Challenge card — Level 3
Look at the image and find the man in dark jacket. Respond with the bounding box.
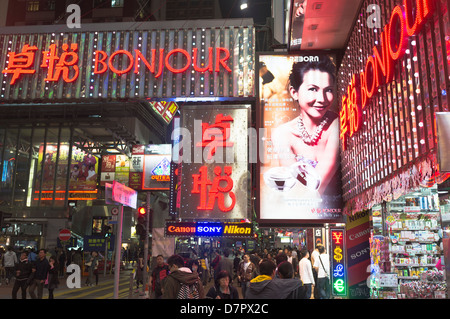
[29,248,50,299]
[12,251,34,299]
[245,259,304,299]
[162,254,205,299]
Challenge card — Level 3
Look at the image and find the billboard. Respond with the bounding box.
[257,52,343,223]
[177,105,249,220]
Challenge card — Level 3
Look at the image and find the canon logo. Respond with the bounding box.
[349,228,371,241]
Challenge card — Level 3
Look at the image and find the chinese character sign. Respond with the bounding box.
[178,106,248,220]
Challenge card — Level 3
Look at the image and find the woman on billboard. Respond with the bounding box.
[270,55,339,197]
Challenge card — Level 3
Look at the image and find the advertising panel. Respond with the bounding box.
[35,144,98,200]
[331,228,347,297]
[165,221,252,238]
[257,53,343,223]
[178,105,249,220]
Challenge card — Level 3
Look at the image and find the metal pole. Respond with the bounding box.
[143,191,151,297]
[113,204,123,299]
[104,237,108,277]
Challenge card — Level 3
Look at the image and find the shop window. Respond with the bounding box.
[111,0,124,8]
[26,1,40,11]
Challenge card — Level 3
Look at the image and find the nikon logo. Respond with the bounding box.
[223,224,251,235]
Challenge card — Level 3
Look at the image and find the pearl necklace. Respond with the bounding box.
[296,115,329,145]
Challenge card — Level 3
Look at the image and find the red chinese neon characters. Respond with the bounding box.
[339,0,435,149]
[196,114,234,160]
[41,43,79,83]
[192,166,236,212]
[2,44,38,85]
[2,44,232,85]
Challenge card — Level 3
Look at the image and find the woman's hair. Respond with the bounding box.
[215,270,232,287]
[288,55,336,90]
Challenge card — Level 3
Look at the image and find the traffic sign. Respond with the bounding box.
[59,229,71,241]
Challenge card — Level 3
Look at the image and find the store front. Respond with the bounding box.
[0,19,255,252]
[338,0,450,299]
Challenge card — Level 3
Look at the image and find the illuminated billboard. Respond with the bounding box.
[257,52,343,223]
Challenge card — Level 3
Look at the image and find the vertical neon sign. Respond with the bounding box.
[331,228,347,297]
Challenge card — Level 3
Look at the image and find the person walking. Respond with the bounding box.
[3,246,17,285]
[12,251,33,299]
[85,251,99,286]
[237,254,257,299]
[46,256,59,299]
[162,254,205,299]
[244,259,304,299]
[216,249,234,280]
[29,249,50,299]
[206,270,239,299]
[299,249,315,299]
[313,245,330,299]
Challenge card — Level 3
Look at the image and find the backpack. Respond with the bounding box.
[177,281,200,299]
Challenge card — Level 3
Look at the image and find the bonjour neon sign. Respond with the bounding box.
[2,45,232,85]
[339,0,435,149]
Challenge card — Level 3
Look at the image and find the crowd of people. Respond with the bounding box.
[0,245,111,299]
[145,244,332,300]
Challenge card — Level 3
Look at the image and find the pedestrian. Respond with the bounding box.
[29,248,50,299]
[233,251,241,280]
[311,243,322,299]
[299,249,315,299]
[135,253,144,293]
[277,261,306,298]
[85,251,99,286]
[244,259,304,299]
[151,255,169,299]
[12,251,33,299]
[210,250,221,279]
[3,246,17,285]
[216,249,233,280]
[57,248,66,278]
[237,254,257,299]
[313,245,330,299]
[162,254,205,299]
[0,247,5,285]
[188,259,203,281]
[46,256,59,299]
[206,270,239,299]
[198,251,210,285]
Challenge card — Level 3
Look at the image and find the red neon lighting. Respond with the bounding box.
[191,165,236,212]
[41,43,79,83]
[1,44,37,84]
[196,114,235,160]
[3,46,232,85]
[339,0,435,148]
[332,231,343,244]
[108,50,134,75]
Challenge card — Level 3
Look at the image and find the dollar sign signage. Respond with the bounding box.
[331,229,347,296]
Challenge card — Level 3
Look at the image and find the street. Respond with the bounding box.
[0,268,139,300]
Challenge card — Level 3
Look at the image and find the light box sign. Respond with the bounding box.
[0,22,255,102]
[331,228,347,297]
[142,144,171,190]
[257,53,343,223]
[165,221,252,238]
[177,105,249,220]
[34,143,98,200]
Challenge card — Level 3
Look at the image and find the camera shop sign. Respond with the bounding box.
[165,222,252,238]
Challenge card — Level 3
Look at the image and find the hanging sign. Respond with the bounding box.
[331,228,347,297]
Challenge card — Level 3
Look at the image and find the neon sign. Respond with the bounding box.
[165,222,252,238]
[331,229,347,296]
[339,0,435,149]
[2,45,232,85]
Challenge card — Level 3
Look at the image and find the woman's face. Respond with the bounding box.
[291,69,334,120]
[219,276,229,287]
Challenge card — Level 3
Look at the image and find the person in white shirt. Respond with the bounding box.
[299,249,314,299]
[313,246,330,299]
